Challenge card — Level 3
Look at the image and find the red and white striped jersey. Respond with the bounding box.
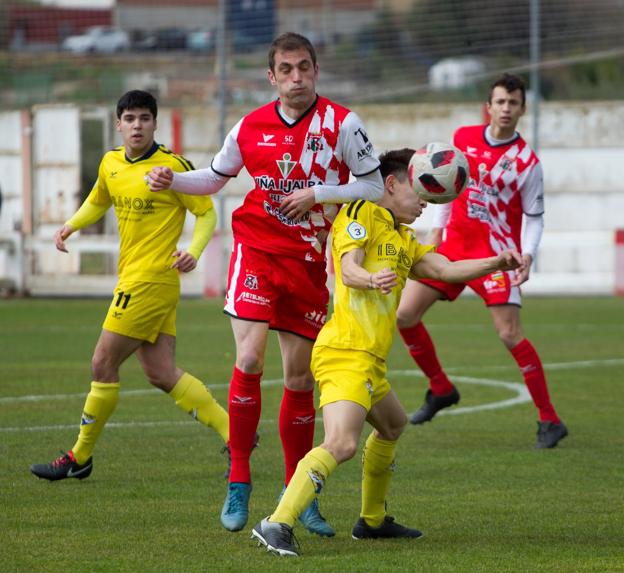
[442,124,544,259]
[212,96,380,262]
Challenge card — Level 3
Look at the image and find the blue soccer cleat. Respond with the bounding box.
[298,497,335,537]
[278,486,335,537]
[221,482,252,532]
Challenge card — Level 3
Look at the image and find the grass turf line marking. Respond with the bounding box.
[1,357,621,432]
[0,373,526,433]
[2,357,622,405]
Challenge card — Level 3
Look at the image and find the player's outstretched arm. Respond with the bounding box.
[147,166,174,191]
[341,248,397,294]
[413,249,524,284]
[279,171,383,222]
[147,166,229,196]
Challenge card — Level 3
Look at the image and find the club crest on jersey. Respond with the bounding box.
[499,155,513,171]
[347,220,367,240]
[305,133,324,153]
[276,153,297,178]
[244,274,258,290]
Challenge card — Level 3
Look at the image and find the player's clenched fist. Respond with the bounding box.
[146,166,174,191]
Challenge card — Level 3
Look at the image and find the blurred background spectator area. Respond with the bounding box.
[0,0,623,298]
[1,0,623,108]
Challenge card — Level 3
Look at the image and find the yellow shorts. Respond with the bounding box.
[102,280,179,343]
[311,346,391,412]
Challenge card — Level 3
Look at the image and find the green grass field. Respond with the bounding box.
[2,296,623,573]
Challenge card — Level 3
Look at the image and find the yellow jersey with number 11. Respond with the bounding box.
[84,142,214,285]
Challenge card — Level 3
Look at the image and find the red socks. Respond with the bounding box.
[401,323,560,423]
[399,322,454,395]
[227,366,262,483]
[510,339,560,423]
[279,387,316,485]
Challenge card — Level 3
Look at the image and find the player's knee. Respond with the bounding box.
[388,415,408,441]
[497,326,523,349]
[144,370,174,392]
[91,352,118,381]
[324,437,358,463]
[236,350,264,373]
[396,306,419,329]
[284,372,314,392]
[377,413,408,442]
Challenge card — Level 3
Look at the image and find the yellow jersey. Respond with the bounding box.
[84,143,214,285]
[315,199,433,360]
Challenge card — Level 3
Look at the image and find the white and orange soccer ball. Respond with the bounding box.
[408,142,469,204]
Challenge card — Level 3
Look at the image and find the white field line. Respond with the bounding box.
[2,357,621,404]
[1,357,621,433]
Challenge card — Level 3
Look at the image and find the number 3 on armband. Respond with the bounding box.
[347,221,367,240]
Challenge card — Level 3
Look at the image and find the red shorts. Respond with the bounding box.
[419,244,521,306]
[224,240,329,340]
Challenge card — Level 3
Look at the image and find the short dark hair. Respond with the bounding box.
[268,32,316,71]
[116,90,157,119]
[379,148,415,183]
[488,73,526,106]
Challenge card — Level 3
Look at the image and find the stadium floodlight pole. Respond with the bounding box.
[217,0,227,146]
[530,0,541,272]
[530,0,540,154]
[216,0,228,292]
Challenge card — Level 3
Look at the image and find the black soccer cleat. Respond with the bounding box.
[222,432,260,480]
[535,420,568,449]
[31,451,93,481]
[251,517,300,557]
[352,515,423,540]
[409,386,460,425]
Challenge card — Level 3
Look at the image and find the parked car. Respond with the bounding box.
[428,57,486,90]
[61,26,130,54]
[187,29,214,53]
[132,28,187,52]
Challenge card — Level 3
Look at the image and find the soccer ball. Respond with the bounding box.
[408,142,469,204]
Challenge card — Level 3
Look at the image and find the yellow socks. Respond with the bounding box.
[270,446,338,527]
[72,381,120,464]
[169,372,229,442]
[361,432,397,527]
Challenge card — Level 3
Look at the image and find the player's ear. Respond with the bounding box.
[385,174,397,193]
[267,68,277,86]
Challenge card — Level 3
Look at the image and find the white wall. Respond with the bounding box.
[1,101,622,296]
